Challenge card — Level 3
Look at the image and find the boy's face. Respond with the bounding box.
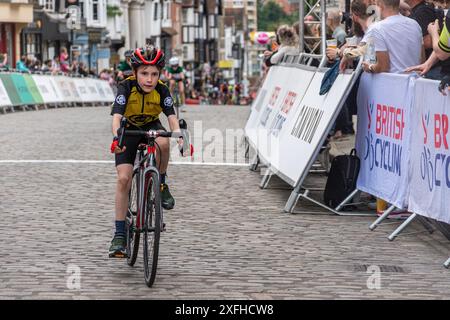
[134,65,160,93]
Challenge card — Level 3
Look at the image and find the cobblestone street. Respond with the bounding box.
[1,105,450,299]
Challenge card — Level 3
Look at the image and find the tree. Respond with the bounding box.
[257,0,300,32]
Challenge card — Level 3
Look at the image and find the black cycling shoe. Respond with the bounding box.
[108,235,127,258]
[161,183,175,210]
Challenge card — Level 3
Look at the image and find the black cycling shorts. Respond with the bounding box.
[115,119,166,167]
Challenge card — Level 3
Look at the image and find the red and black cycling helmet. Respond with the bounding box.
[130,45,165,70]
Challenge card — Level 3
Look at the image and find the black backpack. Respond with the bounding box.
[323,148,360,209]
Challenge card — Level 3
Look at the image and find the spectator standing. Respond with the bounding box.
[51,55,60,74]
[406,0,437,58]
[0,53,8,69]
[59,47,70,73]
[267,25,300,66]
[361,0,423,74]
[327,9,347,47]
[16,55,30,72]
[41,60,52,72]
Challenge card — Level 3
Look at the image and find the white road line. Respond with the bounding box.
[0,160,249,167]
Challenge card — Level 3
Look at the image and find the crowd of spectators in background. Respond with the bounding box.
[0,46,103,79]
[261,0,450,138]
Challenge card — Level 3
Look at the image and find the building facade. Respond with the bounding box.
[18,0,110,73]
[181,0,221,89]
[0,0,34,67]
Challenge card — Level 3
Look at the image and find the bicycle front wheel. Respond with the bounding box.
[143,171,161,287]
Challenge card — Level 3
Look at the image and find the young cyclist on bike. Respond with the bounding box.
[109,45,183,258]
[165,56,186,106]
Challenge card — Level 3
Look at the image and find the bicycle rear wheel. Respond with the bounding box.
[126,171,140,266]
[143,171,161,287]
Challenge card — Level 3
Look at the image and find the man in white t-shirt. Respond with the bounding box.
[362,0,423,74]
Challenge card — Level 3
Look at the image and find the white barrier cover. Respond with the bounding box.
[274,70,353,184]
[95,80,107,100]
[355,73,414,209]
[86,78,101,102]
[53,76,76,102]
[245,66,315,183]
[0,79,12,107]
[73,78,91,102]
[244,67,285,135]
[67,78,82,102]
[99,80,115,102]
[47,77,65,103]
[32,75,60,103]
[408,78,450,224]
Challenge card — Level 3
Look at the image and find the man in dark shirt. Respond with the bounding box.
[406,0,450,79]
[406,0,436,59]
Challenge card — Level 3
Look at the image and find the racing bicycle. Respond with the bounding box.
[118,117,189,287]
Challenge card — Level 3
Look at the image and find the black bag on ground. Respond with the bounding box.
[323,148,360,209]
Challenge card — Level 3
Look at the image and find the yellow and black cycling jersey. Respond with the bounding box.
[438,11,450,54]
[111,76,176,127]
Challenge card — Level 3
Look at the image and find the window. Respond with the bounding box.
[92,0,99,21]
[164,2,170,20]
[79,0,85,19]
[182,9,188,24]
[183,46,188,60]
[154,3,159,21]
[209,15,216,28]
[21,32,42,60]
[44,0,55,11]
[183,27,188,43]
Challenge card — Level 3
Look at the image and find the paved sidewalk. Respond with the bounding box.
[0,105,450,299]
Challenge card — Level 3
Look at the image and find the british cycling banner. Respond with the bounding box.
[408,78,450,224]
[355,73,414,209]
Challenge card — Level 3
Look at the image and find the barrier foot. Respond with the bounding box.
[284,187,301,213]
[335,189,360,211]
[388,213,417,241]
[244,139,250,161]
[259,168,273,189]
[444,258,450,269]
[284,188,376,216]
[369,205,396,231]
[249,155,260,172]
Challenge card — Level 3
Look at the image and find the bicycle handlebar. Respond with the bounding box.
[122,130,177,139]
[117,117,193,157]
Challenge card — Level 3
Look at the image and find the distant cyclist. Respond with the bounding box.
[165,56,186,106]
[109,45,183,258]
[116,49,134,81]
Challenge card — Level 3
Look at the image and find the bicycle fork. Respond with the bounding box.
[136,154,165,233]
